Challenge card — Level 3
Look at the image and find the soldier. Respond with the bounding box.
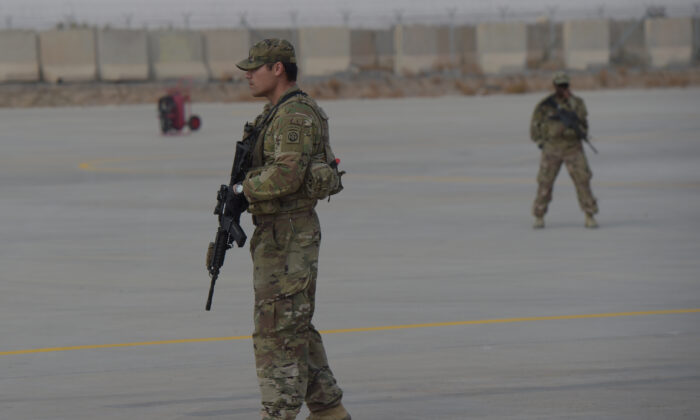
[530,72,598,229]
[232,39,350,420]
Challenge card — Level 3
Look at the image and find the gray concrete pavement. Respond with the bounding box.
[1,88,699,419]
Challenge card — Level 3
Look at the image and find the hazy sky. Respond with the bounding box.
[2,0,698,29]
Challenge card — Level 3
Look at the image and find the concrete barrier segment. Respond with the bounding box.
[0,30,40,82]
[645,17,693,67]
[350,30,376,70]
[527,21,563,69]
[39,29,97,83]
[476,22,527,74]
[248,29,299,48]
[609,19,647,66]
[563,20,610,70]
[97,29,149,82]
[203,29,249,81]
[149,30,209,81]
[394,25,441,75]
[298,27,351,77]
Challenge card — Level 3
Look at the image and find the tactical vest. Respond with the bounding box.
[249,91,343,215]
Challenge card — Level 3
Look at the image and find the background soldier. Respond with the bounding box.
[530,72,599,229]
[232,39,350,420]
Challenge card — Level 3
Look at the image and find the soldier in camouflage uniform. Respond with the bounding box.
[530,72,599,229]
[232,39,350,420]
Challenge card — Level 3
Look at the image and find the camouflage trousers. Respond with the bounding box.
[533,143,598,217]
[250,209,344,420]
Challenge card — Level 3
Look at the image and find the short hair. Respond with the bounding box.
[283,62,298,82]
[266,62,298,82]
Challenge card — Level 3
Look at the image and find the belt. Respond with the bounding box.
[252,208,314,226]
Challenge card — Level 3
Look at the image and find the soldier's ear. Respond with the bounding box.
[273,62,285,77]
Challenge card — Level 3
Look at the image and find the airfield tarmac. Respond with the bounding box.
[1,88,699,419]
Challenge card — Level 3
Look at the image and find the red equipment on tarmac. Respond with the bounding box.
[158,88,201,134]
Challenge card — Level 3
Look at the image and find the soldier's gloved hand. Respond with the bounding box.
[206,242,215,269]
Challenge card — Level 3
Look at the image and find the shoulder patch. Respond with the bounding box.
[274,113,314,149]
[288,117,307,126]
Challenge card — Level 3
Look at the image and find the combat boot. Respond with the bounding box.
[306,403,351,420]
[585,213,598,229]
[533,217,545,229]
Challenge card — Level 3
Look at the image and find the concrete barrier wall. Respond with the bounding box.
[97,29,148,81]
[455,26,477,72]
[527,21,563,69]
[395,25,440,75]
[203,29,249,81]
[435,26,460,70]
[349,29,395,71]
[695,18,700,62]
[351,30,378,70]
[0,30,39,82]
[375,29,395,71]
[149,30,209,81]
[3,19,700,85]
[476,22,527,74]
[563,20,609,70]
[249,29,299,48]
[645,17,693,67]
[39,29,97,83]
[298,27,350,77]
[610,20,647,66]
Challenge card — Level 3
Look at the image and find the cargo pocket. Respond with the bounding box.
[257,362,302,406]
[253,218,315,301]
[282,218,320,297]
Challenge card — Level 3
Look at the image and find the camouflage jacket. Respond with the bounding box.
[242,86,326,215]
[530,93,588,148]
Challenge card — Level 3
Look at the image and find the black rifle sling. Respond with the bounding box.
[258,90,308,132]
[543,94,597,153]
[545,95,583,139]
[229,90,308,186]
[246,90,308,178]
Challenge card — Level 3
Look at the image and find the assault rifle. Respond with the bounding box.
[205,123,255,311]
[544,96,598,154]
[205,90,304,310]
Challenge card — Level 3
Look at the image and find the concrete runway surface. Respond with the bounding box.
[1,88,699,419]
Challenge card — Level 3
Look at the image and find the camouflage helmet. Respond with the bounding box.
[236,38,296,71]
[552,71,570,86]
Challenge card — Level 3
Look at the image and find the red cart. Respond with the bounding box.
[158,88,201,134]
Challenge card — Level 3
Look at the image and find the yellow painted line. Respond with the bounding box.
[2,309,698,357]
[77,154,195,173]
[320,309,700,334]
